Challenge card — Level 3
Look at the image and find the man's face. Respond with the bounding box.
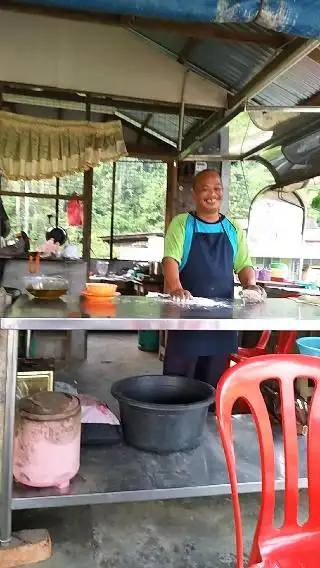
[192,171,223,214]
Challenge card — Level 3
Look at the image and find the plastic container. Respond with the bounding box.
[138,330,159,352]
[85,282,117,296]
[23,275,68,300]
[111,375,213,453]
[259,268,271,282]
[13,392,81,489]
[296,337,320,357]
[271,263,289,280]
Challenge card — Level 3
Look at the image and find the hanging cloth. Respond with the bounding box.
[66,193,84,227]
[0,111,127,181]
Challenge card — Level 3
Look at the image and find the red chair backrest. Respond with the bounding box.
[256,330,272,350]
[275,331,297,354]
[216,354,320,568]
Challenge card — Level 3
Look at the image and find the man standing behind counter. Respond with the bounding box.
[162,169,264,388]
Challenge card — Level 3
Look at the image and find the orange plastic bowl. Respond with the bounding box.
[85,283,118,296]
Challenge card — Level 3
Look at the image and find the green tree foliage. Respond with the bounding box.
[2,154,319,258]
[229,161,274,220]
[1,159,167,257]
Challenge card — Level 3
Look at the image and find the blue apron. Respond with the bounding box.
[167,214,238,357]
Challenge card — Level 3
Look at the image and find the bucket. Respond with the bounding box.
[138,331,159,352]
[111,375,214,453]
[271,263,288,280]
[296,337,320,357]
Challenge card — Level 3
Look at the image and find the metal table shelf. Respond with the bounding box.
[11,416,307,511]
[0,296,317,544]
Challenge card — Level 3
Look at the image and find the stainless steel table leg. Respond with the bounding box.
[26,330,31,358]
[0,329,18,545]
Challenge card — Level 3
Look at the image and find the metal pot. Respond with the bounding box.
[46,215,67,246]
[149,261,163,277]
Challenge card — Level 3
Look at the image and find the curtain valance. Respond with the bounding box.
[0,111,127,180]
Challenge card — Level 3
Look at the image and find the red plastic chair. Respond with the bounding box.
[230,331,271,363]
[230,331,297,364]
[216,354,320,568]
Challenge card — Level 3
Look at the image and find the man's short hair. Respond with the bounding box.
[192,168,220,190]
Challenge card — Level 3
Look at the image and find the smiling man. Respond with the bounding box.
[162,168,263,388]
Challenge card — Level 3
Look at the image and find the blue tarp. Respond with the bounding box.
[258,0,320,38]
[16,0,320,37]
[15,1,258,23]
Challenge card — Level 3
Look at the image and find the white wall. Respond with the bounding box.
[116,236,164,261]
[0,10,226,108]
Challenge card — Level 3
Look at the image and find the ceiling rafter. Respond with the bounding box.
[0,1,288,47]
[1,82,214,118]
[114,111,177,148]
[137,112,153,145]
[308,48,320,65]
[177,39,199,64]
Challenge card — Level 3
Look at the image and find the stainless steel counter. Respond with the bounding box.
[1,295,320,331]
[0,294,315,545]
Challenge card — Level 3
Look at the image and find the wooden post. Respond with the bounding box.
[109,162,116,260]
[165,160,178,230]
[82,101,93,264]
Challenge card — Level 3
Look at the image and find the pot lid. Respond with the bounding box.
[18,392,80,421]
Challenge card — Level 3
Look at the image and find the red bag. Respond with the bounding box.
[66,193,83,226]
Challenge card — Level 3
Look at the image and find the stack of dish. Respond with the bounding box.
[81,283,119,302]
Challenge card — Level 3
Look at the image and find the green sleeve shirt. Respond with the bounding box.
[164,213,252,274]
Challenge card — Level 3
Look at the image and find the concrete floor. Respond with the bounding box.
[15,333,307,568]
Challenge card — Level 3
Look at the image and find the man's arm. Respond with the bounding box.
[162,214,191,299]
[163,257,192,299]
[238,266,256,287]
[233,222,265,301]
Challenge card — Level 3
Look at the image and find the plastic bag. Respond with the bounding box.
[78,395,120,425]
[66,194,83,226]
[261,380,309,436]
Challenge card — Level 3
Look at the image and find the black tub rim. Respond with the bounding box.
[111,374,214,412]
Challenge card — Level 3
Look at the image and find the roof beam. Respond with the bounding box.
[177,39,199,64]
[180,37,320,159]
[125,145,177,160]
[115,111,177,147]
[137,112,153,144]
[299,90,320,107]
[1,82,214,117]
[1,2,287,47]
[309,48,320,65]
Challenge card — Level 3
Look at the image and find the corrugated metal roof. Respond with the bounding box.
[136,26,276,93]
[188,39,274,92]
[257,57,320,106]
[134,26,320,107]
[3,4,320,164]
[119,109,201,143]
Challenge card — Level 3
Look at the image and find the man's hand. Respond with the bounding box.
[241,284,266,304]
[170,288,192,300]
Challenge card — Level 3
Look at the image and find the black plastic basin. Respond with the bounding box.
[111,375,214,453]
